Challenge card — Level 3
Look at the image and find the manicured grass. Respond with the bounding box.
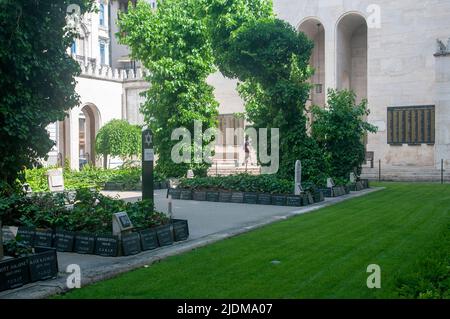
[58,183,450,299]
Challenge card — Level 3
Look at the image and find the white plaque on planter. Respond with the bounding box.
[144,149,154,162]
[112,212,134,239]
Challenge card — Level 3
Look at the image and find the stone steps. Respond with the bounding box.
[361,167,449,182]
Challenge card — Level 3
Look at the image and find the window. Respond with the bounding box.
[387,105,435,145]
[99,3,105,26]
[99,42,106,65]
[71,41,76,54]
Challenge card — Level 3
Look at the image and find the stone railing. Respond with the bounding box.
[75,57,148,81]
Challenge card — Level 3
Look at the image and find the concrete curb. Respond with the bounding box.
[0,187,384,299]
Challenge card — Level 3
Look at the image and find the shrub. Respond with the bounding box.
[312,90,377,182]
[95,119,142,168]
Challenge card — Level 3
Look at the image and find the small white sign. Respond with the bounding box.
[144,149,154,161]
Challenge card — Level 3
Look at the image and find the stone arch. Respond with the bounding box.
[298,17,326,107]
[80,103,101,167]
[335,12,368,103]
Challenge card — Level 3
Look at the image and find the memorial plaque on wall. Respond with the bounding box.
[29,248,58,282]
[180,190,192,200]
[257,193,272,205]
[0,257,30,292]
[74,233,96,254]
[139,229,159,251]
[206,192,219,202]
[121,233,141,256]
[54,231,75,252]
[230,192,244,204]
[156,224,173,247]
[193,191,207,201]
[243,193,258,204]
[286,195,301,207]
[94,235,119,257]
[271,195,286,206]
[34,230,53,248]
[172,219,189,241]
[16,227,36,246]
[219,192,232,202]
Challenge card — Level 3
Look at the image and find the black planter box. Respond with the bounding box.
[16,227,35,247]
[54,231,75,252]
[180,189,193,200]
[301,193,310,206]
[172,219,189,242]
[271,195,286,206]
[243,193,258,204]
[286,195,301,207]
[34,230,53,248]
[230,192,244,204]
[0,256,30,292]
[320,188,332,198]
[121,233,141,256]
[29,247,58,282]
[94,235,119,257]
[314,191,325,203]
[139,228,159,251]
[193,191,207,201]
[156,224,174,247]
[168,188,181,199]
[219,192,232,203]
[74,233,96,255]
[257,193,272,205]
[206,191,219,202]
[104,182,123,191]
[361,179,369,189]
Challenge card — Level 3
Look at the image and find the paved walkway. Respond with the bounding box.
[0,188,383,299]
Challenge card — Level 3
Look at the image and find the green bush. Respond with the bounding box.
[0,189,169,235]
[312,90,377,182]
[95,119,142,168]
[178,174,294,194]
[23,166,167,192]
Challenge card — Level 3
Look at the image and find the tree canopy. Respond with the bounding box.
[0,0,94,187]
[95,119,142,168]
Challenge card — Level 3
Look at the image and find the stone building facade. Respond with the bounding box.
[48,0,450,180]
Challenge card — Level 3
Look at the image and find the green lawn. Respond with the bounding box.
[58,183,450,299]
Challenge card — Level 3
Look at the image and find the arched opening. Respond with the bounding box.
[79,104,101,168]
[336,13,368,103]
[298,18,326,107]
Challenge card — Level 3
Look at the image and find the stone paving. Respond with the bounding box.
[0,188,383,299]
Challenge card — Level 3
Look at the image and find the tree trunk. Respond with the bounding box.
[103,154,108,169]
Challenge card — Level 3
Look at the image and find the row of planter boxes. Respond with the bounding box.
[13,219,189,258]
[167,189,325,207]
[319,180,370,198]
[103,180,169,191]
[0,247,58,292]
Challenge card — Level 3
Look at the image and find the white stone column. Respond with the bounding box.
[324,21,336,101]
[434,54,450,168]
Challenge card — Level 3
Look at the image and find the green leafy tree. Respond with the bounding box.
[118,0,218,177]
[0,0,94,186]
[204,0,273,77]
[312,89,377,181]
[95,119,141,168]
[224,19,327,183]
